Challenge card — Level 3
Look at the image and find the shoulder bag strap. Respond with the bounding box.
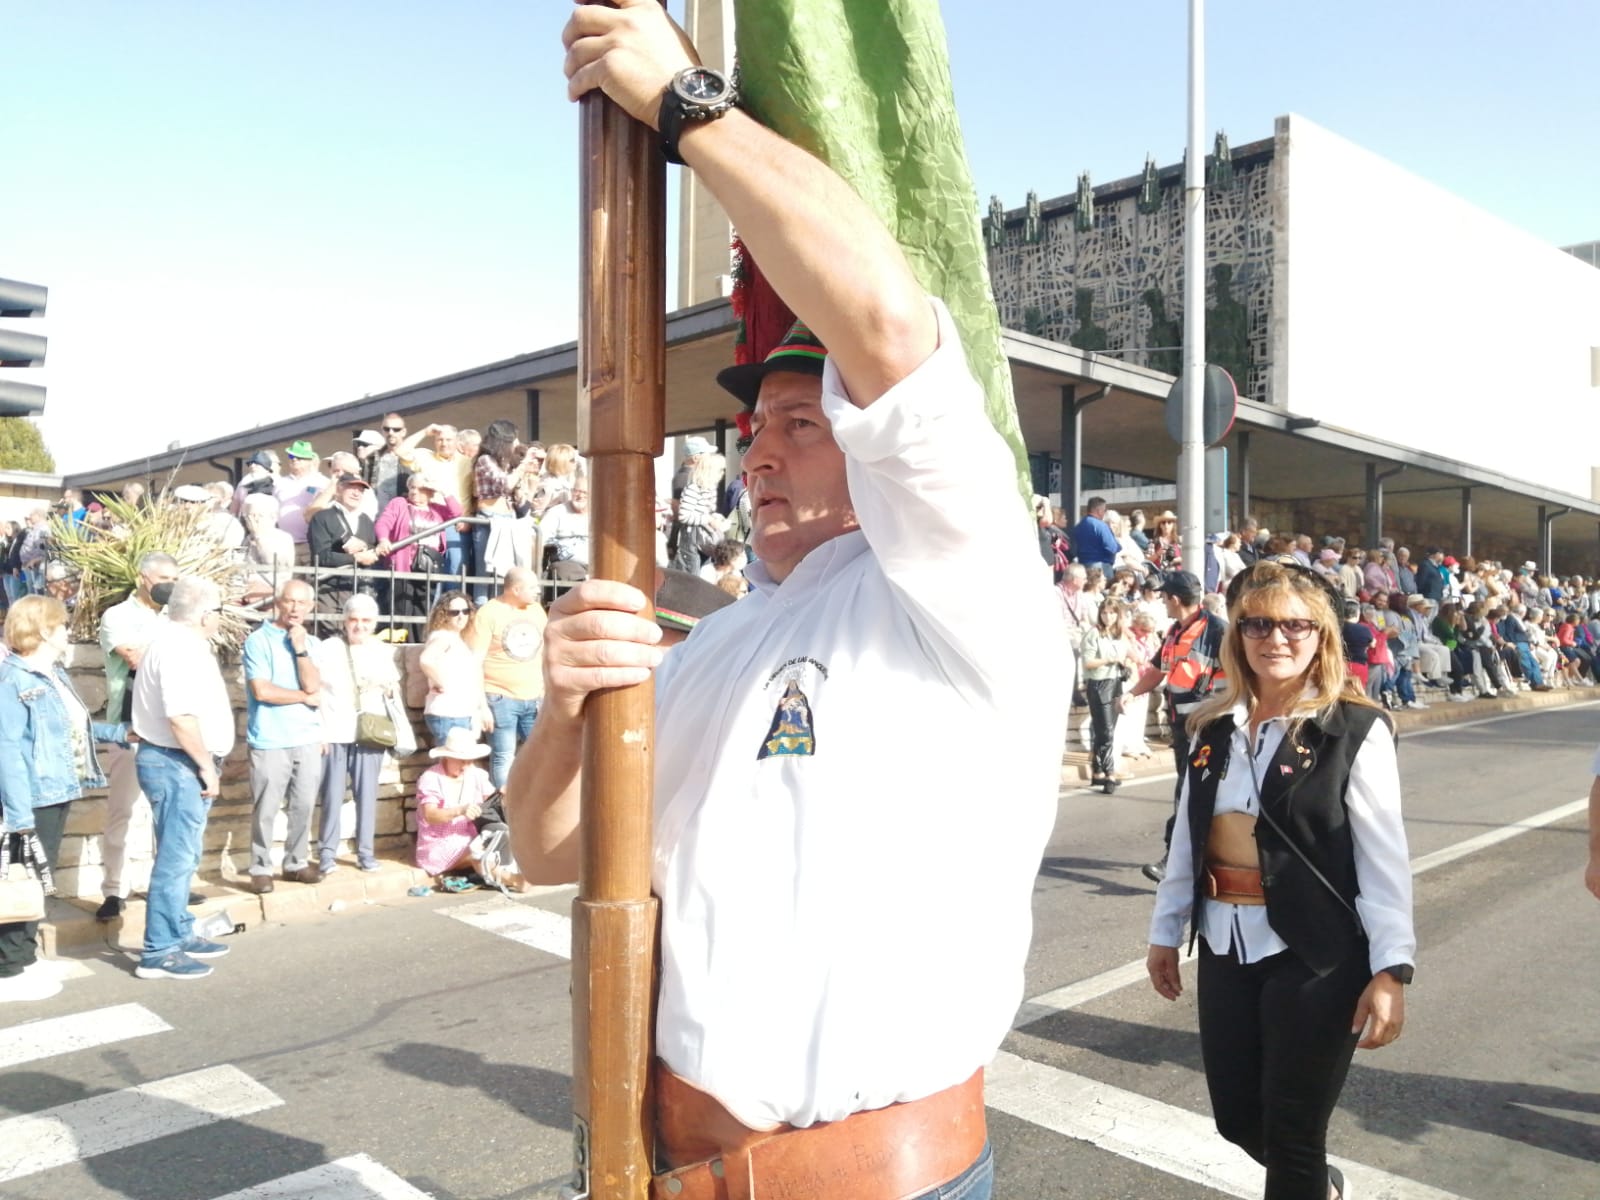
[1252,802,1360,922]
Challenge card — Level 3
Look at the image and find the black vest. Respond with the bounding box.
[1184,701,1392,975]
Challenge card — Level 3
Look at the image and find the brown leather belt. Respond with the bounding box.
[651,1063,986,1200]
[1205,862,1266,905]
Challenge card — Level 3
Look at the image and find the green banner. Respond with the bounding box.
[733,0,1031,500]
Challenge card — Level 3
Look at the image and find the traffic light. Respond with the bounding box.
[0,277,47,416]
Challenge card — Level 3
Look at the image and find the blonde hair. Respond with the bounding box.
[689,451,726,491]
[5,594,67,655]
[1188,561,1375,736]
[544,443,578,479]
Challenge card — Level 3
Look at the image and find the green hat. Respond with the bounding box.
[715,319,828,408]
[285,439,317,460]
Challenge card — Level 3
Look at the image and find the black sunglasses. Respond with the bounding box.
[382,425,405,432]
[1224,553,1345,616]
[1238,616,1318,641]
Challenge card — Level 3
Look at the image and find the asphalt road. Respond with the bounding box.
[3,703,1597,1200]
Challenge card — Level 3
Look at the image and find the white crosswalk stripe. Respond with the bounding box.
[440,895,573,959]
[0,1002,171,1068]
[986,1051,1468,1200]
[207,1154,435,1199]
[0,1064,283,1183]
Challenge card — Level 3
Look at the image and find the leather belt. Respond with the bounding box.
[651,1064,986,1200]
[1205,862,1266,905]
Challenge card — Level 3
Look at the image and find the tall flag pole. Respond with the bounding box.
[730,0,1033,502]
[572,1,665,1196]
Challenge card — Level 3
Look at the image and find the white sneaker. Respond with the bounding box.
[0,966,64,1003]
[1405,700,1429,709]
[1448,693,1472,703]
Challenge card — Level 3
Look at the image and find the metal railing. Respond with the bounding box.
[236,516,580,637]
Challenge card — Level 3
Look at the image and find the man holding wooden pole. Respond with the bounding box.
[506,3,1070,1197]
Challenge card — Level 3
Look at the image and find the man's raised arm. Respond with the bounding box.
[561,0,935,407]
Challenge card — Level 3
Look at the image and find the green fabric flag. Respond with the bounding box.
[732,0,1031,501]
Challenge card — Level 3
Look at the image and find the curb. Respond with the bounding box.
[39,858,512,956]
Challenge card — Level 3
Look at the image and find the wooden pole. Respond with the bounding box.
[571,3,666,1196]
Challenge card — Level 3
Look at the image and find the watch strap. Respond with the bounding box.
[658,88,690,167]
[1379,963,1414,985]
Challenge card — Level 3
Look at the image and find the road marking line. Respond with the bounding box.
[0,1002,171,1068]
[986,1050,1469,1200]
[1018,793,1591,1026]
[1409,797,1587,875]
[441,900,572,960]
[0,1064,283,1183]
[1014,960,1150,1027]
[208,1154,435,1199]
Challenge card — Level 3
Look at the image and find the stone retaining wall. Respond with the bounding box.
[54,641,435,899]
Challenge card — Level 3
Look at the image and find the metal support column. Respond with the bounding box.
[1541,506,1572,574]
[1366,463,1406,547]
[1236,431,1251,527]
[1060,386,1081,522]
[525,388,541,440]
[1460,488,1473,559]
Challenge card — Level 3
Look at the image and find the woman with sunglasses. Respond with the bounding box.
[418,590,493,746]
[1147,558,1414,1200]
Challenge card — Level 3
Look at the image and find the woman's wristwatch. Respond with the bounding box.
[1378,963,1414,985]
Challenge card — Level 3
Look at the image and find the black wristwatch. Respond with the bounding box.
[658,66,738,165]
[1379,963,1414,985]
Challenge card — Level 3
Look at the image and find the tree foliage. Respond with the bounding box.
[0,418,56,473]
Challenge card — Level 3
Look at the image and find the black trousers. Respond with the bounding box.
[1162,715,1189,851]
[1197,939,1369,1200]
[1085,677,1121,780]
[0,800,72,978]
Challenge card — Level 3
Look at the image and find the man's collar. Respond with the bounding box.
[746,530,869,597]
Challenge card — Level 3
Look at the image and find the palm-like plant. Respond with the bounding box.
[51,495,253,650]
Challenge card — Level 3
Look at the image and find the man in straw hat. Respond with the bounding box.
[503,7,1070,1197]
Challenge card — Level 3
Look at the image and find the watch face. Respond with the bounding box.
[674,67,727,105]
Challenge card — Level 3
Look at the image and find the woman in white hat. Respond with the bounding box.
[414,727,504,882]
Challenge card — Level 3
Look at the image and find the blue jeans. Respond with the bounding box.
[486,694,539,788]
[425,714,472,746]
[136,743,211,963]
[912,1144,992,1200]
[1394,662,1416,704]
[1516,643,1544,686]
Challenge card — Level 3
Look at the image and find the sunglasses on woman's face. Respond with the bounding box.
[1238,616,1318,641]
[446,606,471,616]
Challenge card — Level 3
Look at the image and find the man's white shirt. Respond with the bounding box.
[651,300,1069,1129]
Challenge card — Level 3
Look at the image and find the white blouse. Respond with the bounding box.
[1149,705,1416,975]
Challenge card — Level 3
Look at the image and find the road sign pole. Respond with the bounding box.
[1178,0,1207,575]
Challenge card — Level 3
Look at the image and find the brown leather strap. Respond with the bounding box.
[651,1066,986,1200]
[1205,863,1266,905]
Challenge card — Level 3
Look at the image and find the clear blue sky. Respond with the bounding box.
[5,1,1594,474]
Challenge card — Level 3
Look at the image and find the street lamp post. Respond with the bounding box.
[1178,0,1207,575]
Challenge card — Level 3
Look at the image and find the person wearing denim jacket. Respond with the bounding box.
[0,595,129,1003]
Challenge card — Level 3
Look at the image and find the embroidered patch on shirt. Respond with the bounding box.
[757,657,827,760]
[758,678,816,758]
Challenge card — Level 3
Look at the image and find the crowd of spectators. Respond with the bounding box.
[1041,496,1600,781]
